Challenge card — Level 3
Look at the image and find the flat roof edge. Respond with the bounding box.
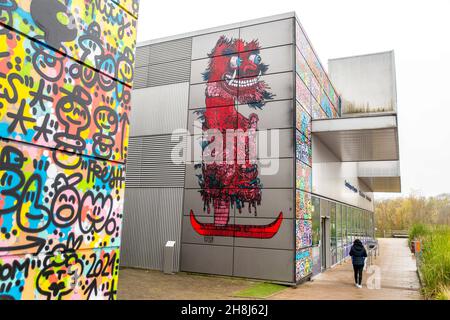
[138,12,296,47]
[328,50,395,62]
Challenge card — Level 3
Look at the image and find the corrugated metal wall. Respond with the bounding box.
[121,38,192,271]
[121,188,184,270]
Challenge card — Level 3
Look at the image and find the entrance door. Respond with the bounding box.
[321,217,327,271]
[320,199,332,271]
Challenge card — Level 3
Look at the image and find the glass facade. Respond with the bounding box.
[311,196,375,271]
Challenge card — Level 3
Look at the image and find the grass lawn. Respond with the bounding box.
[233,283,288,299]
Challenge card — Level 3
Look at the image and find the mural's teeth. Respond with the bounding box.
[228,70,237,85]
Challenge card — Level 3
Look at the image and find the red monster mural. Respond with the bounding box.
[190,36,283,239]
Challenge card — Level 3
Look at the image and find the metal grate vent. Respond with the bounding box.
[148,60,191,87]
[125,135,187,188]
[149,38,192,65]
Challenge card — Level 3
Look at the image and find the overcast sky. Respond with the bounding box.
[136,0,450,198]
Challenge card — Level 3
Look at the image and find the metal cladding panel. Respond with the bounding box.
[251,189,294,219]
[258,158,294,189]
[183,189,236,218]
[257,129,294,159]
[185,121,294,159]
[240,18,294,49]
[190,58,212,84]
[130,84,189,136]
[148,59,191,87]
[182,216,235,246]
[125,136,144,188]
[234,218,295,250]
[190,45,294,85]
[189,72,293,109]
[125,135,187,188]
[238,72,294,104]
[233,247,294,283]
[149,38,193,65]
[184,159,294,189]
[135,45,151,67]
[328,51,397,114]
[187,110,207,134]
[121,188,183,271]
[238,100,294,130]
[181,244,234,276]
[134,66,150,89]
[189,82,228,109]
[191,29,240,60]
[184,189,293,219]
[140,135,186,188]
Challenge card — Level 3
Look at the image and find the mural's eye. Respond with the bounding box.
[249,54,262,65]
[229,56,242,69]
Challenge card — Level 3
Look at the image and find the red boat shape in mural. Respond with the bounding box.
[190,210,283,239]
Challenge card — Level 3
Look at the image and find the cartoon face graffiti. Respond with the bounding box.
[56,87,91,136]
[203,37,272,108]
[31,40,65,82]
[51,174,82,228]
[0,0,17,33]
[79,22,104,66]
[36,253,84,300]
[92,106,119,159]
[94,106,119,135]
[0,146,26,215]
[98,56,117,91]
[80,191,115,235]
[117,47,135,84]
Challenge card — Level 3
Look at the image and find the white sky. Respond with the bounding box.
[136,0,450,198]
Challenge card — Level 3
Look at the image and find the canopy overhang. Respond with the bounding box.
[358,161,401,193]
[312,113,399,162]
[312,113,401,193]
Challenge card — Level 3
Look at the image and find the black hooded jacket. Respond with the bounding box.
[349,239,367,266]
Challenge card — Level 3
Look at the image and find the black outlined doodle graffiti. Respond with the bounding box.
[0,145,26,216]
[51,173,83,229]
[93,106,118,159]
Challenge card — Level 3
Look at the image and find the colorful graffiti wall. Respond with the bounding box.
[294,19,340,282]
[0,0,139,300]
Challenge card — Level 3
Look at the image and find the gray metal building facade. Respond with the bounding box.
[121,12,401,285]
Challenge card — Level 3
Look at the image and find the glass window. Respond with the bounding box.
[336,204,342,249]
[330,202,336,243]
[342,206,347,246]
[347,207,352,243]
[311,197,320,246]
[330,202,337,265]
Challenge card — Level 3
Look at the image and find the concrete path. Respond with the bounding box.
[118,238,422,300]
[118,268,256,300]
[271,238,422,300]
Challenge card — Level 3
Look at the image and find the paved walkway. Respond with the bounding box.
[118,268,256,300]
[118,238,422,300]
[271,238,422,300]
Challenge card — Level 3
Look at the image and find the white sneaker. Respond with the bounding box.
[357,284,363,289]
[355,283,359,288]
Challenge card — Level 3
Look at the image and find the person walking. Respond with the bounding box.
[349,239,367,288]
